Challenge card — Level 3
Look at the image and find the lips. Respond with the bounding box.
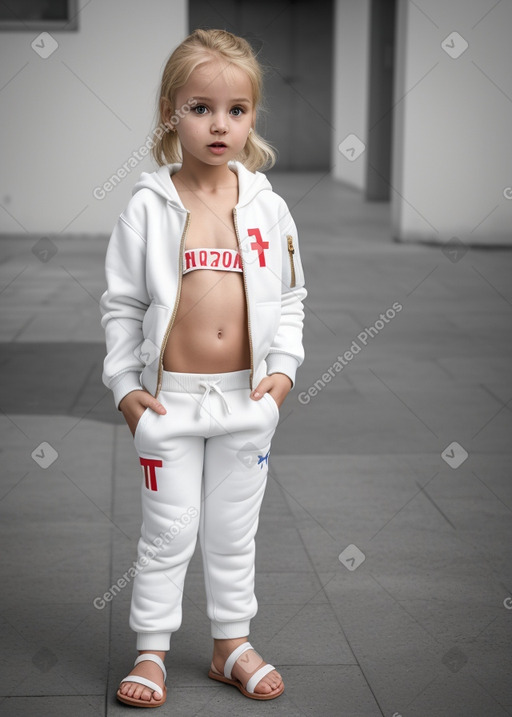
[208,141,228,155]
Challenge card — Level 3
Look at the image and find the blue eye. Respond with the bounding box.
[231,107,244,116]
[194,105,208,115]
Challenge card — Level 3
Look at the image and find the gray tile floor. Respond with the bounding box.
[1,172,511,716]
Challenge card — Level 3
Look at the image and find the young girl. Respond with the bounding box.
[100,28,306,708]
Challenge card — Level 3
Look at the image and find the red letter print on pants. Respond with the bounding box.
[248,228,269,267]
[139,457,162,491]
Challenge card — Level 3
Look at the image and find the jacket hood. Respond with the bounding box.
[132,160,272,210]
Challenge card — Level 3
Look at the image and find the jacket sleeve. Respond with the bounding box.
[99,214,150,409]
[265,202,307,387]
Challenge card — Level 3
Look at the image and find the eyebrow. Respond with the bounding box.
[192,96,252,104]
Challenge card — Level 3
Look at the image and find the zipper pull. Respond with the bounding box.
[287,235,296,288]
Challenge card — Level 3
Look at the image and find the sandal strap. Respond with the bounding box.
[224,641,253,679]
[134,653,167,681]
[246,663,276,694]
[119,675,163,698]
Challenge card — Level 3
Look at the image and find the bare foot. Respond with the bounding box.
[118,650,166,703]
[212,637,283,696]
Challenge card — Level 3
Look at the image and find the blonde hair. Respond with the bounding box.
[151,29,276,172]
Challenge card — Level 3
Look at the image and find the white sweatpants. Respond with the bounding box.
[130,369,280,651]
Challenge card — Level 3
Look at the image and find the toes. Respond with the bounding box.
[119,681,159,702]
[139,687,149,701]
[254,670,283,694]
[133,684,145,700]
[144,687,157,701]
[123,682,136,698]
[255,680,272,694]
[137,685,157,702]
[125,682,136,698]
[125,683,137,698]
[271,670,282,686]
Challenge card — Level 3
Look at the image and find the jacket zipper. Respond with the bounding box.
[233,207,254,387]
[154,211,191,397]
[287,235,296,288]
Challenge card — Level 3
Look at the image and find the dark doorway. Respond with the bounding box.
[189,0,334,170]
[366,0,396,200]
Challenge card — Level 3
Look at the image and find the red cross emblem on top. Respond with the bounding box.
[247,228,269,267]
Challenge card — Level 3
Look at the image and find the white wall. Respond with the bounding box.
[392,0,512,245]
[331,0,371,190]
[0,0,187,234]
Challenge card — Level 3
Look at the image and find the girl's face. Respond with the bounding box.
[167,59,255,168]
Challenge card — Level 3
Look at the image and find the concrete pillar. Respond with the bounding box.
[331,0,371,191]
[391,0,512,245]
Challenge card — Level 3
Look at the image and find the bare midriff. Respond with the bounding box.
[162,268,251,373]
[163,170,251,374]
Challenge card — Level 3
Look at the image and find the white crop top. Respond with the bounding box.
[183,247,243,275]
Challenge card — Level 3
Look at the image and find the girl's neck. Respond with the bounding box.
[173,154,236,194]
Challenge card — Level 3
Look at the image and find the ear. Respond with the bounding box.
[161,97,174,128]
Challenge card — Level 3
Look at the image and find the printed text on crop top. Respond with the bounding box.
[183,247,243,275]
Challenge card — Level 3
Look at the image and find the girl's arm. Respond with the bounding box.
[252,207,307,406]
[266,209,307,385]
[100,215,150,409]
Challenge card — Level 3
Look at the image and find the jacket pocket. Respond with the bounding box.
[263,391,280,421]
[139,303,172,368]
[133,406,150,444]
[254,301,280,355]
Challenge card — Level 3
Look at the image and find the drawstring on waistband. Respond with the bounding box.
[197,379,232,418]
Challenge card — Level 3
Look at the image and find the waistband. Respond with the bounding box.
[160,369,251,393]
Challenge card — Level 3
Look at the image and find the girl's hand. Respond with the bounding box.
[250,373,292,409]
[119,390,167,437]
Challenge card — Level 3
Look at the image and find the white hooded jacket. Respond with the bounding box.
[99,161,306,409]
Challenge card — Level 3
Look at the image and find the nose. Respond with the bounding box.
[211,114,228,134]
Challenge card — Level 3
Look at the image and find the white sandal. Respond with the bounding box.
[208,641,284,700]
[116,653,167,708]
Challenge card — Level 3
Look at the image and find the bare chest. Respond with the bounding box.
[181,191,238,251]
